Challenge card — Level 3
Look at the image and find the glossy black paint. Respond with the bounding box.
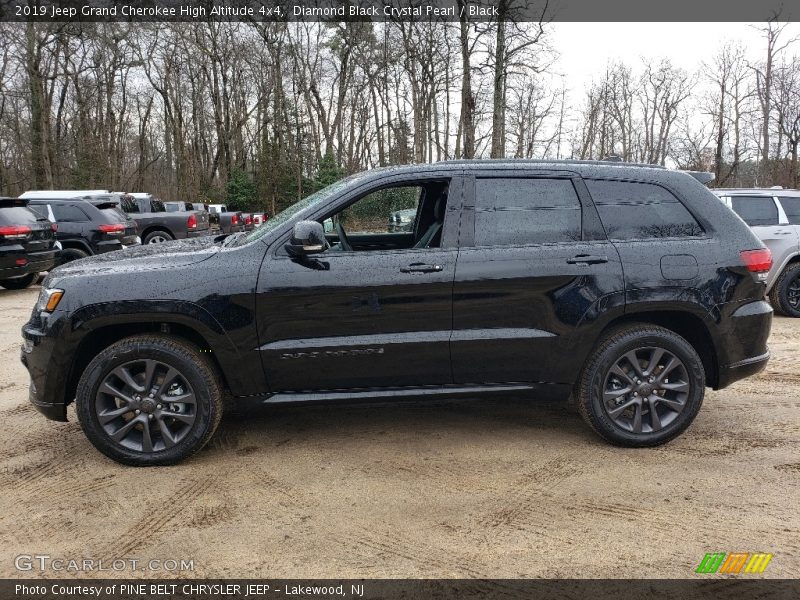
[21,160,772,423]
[0,199,59,278]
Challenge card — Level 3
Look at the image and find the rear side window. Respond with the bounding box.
[586,180,703,240]
[730,196,779,227]
[50,203,89,222]
[100,207,129,223]
[777,196,800,225]
[474,178,581,246]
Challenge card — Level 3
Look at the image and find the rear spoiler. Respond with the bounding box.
[0,197,29,207]
[682,171,715,185]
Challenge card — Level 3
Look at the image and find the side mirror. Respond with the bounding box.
[285,220,329,258]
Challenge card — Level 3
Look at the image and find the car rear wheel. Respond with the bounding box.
[144,230,174,244]
[76,335,223,466]
[0,272,38,289]
[768,262,800,318]
[576,324,705,447]
[61,247,89,264]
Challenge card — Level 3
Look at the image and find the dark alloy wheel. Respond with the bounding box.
[576,324,705,447]
[76,335,223,466]
[602,347,689,434]
[770,263,800,318]
[95,359,198,453]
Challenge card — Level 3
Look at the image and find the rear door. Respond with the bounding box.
[451,171,625,385]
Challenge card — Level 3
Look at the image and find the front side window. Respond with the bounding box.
[730,196,779,227]
[474,177,581,246]
[586,179,703,240]
[333,185,421,235]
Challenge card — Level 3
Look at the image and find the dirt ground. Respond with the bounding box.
[0,284,798,579]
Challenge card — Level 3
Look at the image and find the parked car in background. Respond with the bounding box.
[20,190,110,199]
[251,213,269,226]
[27,197,139,263]
[208,204,244,234]
[164,201,193,212]
[119,194,210,244]
[714,188,800,317]
[241,213,255,232]
[0,197,59,289]
[388,208,417,233]
[22,160,772,465]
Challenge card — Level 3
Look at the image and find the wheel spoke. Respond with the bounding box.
[155,416,177,448]
[603,387,632,402]
[661,380,690,393]
[98,405,133,424]
[606,398,637,420]
[159,410,195,425]
[111,415,141,442]
[158,367,181,394]
[112,366,144,393]
[631,402,643,433]
[610,364,634,385]
[100,382,134,404]
[655,396,685,412]
[624,351,645,378]
[141,418,154,453]
[644,348,665,376]
[162,392,196,405]
[142,360,158,392]
[656,357,681,382]
[648,401,662,430]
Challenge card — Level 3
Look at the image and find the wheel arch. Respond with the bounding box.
[598,309,719,389]
[59,239,93,254]
[64,309,238,408]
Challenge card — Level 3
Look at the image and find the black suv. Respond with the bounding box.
[0,198,59,289]
[21,161,772,466]
[27,198,139,263]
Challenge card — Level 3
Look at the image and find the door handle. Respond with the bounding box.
[401,263,443,273]
[566,254,609,265]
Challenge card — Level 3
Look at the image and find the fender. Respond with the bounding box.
[68,299,264,397]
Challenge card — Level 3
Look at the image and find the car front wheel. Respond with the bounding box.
[576,324,705,447]
[76,335,223,466]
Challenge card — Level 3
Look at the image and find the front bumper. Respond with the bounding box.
[21,312,70,421]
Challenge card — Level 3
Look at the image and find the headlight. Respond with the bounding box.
[36,288,64,313]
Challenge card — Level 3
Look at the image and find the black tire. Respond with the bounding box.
[0,273,38,289]
[143,230,174,244]
[76,335,223,466]
[576,324,705,447]
[768,262,800,318]
[61,247,90,264]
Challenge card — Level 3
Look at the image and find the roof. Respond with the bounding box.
[713,188,800,196]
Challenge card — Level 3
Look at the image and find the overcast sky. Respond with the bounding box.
[552,22,800,94]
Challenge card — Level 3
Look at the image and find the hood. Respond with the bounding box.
[48,236,220,280]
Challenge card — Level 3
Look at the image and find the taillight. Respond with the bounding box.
[740,248,772,273]
[245,215,252,225]
[98,223,125,234]
[231,215,239,225]
[50,223,58,232]
[0,225,31,240]
[187,214,197,229]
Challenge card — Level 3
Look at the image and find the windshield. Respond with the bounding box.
[236,173,364,246]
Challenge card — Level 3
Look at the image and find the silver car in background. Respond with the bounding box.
[714,188,800,316]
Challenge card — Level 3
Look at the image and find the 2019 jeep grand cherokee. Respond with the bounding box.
[21,160,772,466]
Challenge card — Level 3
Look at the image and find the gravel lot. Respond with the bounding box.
[1,285,798,578]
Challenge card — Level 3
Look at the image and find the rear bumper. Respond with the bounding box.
[0,247,59,277]
[714,299,772,389]
[186,228,211,239]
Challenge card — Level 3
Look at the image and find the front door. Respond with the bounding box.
[256,175,463,392]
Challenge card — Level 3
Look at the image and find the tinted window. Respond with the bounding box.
[730,196,779,227]
[151,200,166,213]
[0,206,42,225]
[474,178,581,245]
[100,207,129,223]
[777,196,800,225]
[586,180,703,240]
[49,203,89,222]
[120,197,139,213]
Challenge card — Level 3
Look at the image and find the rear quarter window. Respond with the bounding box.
[586,179,704,240]
[729,196,779,227]
[100,207,130,223]
[777,196,800,225]
[49,203,89,222]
